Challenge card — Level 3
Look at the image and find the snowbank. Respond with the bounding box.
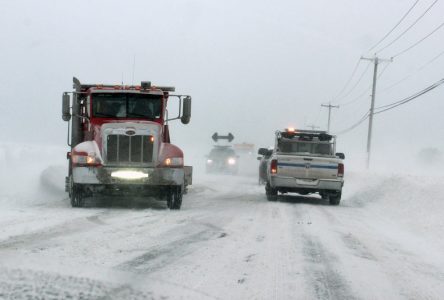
[344,170,444,250]
[0,143,66,208]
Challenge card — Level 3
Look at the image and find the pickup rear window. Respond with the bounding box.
[278,141,333,155]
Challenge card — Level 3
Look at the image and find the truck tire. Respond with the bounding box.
[258,176,266,186]
[329,192,341,205]
[265,182,278,201]
[70,184,85,208]
[167,186,182,210]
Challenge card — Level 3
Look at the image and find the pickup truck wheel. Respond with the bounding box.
[70,184,85,208]
[265,182,278,201]
[329,192,341,205]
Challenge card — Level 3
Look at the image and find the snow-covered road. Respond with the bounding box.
[0,146,443,299]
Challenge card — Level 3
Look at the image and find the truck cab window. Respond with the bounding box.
[127,95,162,118]
[92,93,162,119]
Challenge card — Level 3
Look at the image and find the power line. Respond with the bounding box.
[392,21,444,58]
[306,124,320,130]
[376,0,439,54]
[335,0,433,105]
[332,59,361,100]
[379,74,414,95]
[305,106,322,133]
[379,48,444,93]
[334,110,370,135]
[339,88,372,107]
[312,105,323,125]
[367,0,420,52]
[374,77,444,114]
[361,56,392,168]
[334,62,372,104]
[321,103,339,132]
[330,62,391,132]
[334,77,444,135]
[337,62,391,107]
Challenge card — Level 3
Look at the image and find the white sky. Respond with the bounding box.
[1,0,443,166]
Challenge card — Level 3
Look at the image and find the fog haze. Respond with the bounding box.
[1,0,443,169]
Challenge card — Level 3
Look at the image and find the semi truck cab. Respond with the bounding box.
[62,77,192,209]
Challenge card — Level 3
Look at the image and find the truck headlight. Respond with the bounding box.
[111,170,149,180]
[72,152,102,166]
[164,157,183,167]
[207,159,213,164]
[228,157,236,165]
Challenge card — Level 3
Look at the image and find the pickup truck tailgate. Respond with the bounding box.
[276,155,339,180]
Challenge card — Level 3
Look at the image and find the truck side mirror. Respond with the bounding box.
[258,148,268,156]
[62,93,71,121]
[181,96,191,124]
[336,152,345,159]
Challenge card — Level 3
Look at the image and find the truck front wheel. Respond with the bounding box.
[166,186,182,210]
[70,184,85,208]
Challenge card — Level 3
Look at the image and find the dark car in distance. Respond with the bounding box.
[206,146,239,174]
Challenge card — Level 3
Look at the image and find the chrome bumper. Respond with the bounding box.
[72,166,185,186]
[270,175,343,191]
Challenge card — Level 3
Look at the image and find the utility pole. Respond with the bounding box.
[360,56,393,169]
[321,103,339,132]
[306,124,320,130]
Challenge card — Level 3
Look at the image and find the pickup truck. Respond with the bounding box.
[259,128,345,205]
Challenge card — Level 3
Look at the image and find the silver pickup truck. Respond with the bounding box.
[259,128,345,205]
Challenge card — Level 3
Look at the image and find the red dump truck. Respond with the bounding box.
[62,77,192,209]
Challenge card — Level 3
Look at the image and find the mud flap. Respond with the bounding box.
[184,166,193,186]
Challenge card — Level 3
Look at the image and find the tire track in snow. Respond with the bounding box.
[0,213,109,250]
[248,202,308,299]
[0,209,162,251]
[319,206,377,262]
[302,234,356,300]
[86,215,107,225]
[318,202,444,298]
[116,222,223,274]
[341,233,376,261]
[0,267,154,300]
[283,203,357,300]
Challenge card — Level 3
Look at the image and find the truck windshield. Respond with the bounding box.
[278,140,333,155]
[92,93,162,119]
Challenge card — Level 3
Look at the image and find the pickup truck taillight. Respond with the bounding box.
[270,159,278,174]
[338,163,344,177]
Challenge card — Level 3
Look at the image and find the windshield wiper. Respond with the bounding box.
[128,113,154,118]
[94,113,116,117]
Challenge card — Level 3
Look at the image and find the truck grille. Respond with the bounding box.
[106,135,153,164]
